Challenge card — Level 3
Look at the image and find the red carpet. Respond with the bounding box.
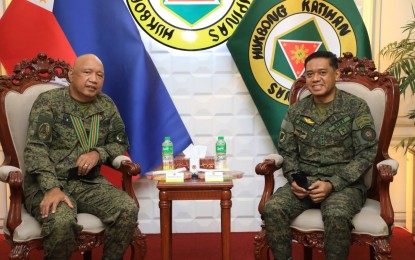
[1,227,414,259]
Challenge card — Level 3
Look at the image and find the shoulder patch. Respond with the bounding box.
[361,127,376,141]
[355,114,373,129]
[37,123,52,141]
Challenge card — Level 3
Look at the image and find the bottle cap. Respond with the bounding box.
[165,136,170,140]
[218,136,224,140]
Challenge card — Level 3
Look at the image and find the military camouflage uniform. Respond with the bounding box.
[262,89,377,260]
[24,88,139,260]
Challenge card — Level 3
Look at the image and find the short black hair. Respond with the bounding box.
[304,51,338,70]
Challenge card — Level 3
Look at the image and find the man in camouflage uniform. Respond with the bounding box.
[261,51,377,260]
[24,54,138,260]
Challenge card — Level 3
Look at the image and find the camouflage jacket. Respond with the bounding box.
[278,88,378,192]
[24,87,129,205]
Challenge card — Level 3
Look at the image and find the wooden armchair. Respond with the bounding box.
[254,52,400,259]
[0,53,147,259]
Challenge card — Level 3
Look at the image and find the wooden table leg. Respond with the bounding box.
[221,189,232,260]
[159,190,172,260]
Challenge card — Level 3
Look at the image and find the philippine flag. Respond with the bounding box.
[0,0,192,176]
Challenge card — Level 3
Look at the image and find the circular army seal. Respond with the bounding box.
[126,0,252,51]
[247,0,364,105]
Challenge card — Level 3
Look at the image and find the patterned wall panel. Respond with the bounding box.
[135,30,278,233]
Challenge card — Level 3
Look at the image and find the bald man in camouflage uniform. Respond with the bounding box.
[261,51,377,260]
[24,54,138,260]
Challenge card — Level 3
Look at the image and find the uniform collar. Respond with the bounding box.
[300,87,346,124]
[62,87,106,118]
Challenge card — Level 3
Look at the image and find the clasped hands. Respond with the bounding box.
[39,151,100,218]
[291,180,333,203]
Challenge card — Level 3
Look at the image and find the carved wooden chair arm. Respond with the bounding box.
[0,166,23,240]
[117,160,141,176]
[111,155,139,175]
[376,160,398,231]
[377,159,398,179]
[255,159,280,176]
[111,155,141,207]
[255,157,283,214]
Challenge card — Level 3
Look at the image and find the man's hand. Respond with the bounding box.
[308,181,333,203]
[291,181,310,199]
[40,187,74,218]
[76,150,100,176]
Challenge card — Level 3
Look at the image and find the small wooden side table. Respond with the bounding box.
[157,178,233,260]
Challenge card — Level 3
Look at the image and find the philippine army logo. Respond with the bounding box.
[246,0,363,105]
[126,0,252,51]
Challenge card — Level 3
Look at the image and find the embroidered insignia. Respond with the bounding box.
[279,131,286,143]
[356,115,372,128]
[338,126,348,135]
[328,116,351,132]
[320,135,325,146]
[303,117,315,125]
[116,133,125,143]
[294,128,308,139]
[361,127,376,141]
[38,123,51,140]
[62,114,73,127]
[296,119,316,133]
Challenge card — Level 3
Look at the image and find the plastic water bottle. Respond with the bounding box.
[215,136,227,169]
[162,136,174,170]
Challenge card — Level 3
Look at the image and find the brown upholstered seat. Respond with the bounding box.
[254,52,400,260]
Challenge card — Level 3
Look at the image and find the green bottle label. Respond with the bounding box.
[216,145,226,153]
[162,145,173,154]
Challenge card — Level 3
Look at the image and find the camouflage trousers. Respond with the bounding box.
[28,181,139,260]
[261,182,364,260]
